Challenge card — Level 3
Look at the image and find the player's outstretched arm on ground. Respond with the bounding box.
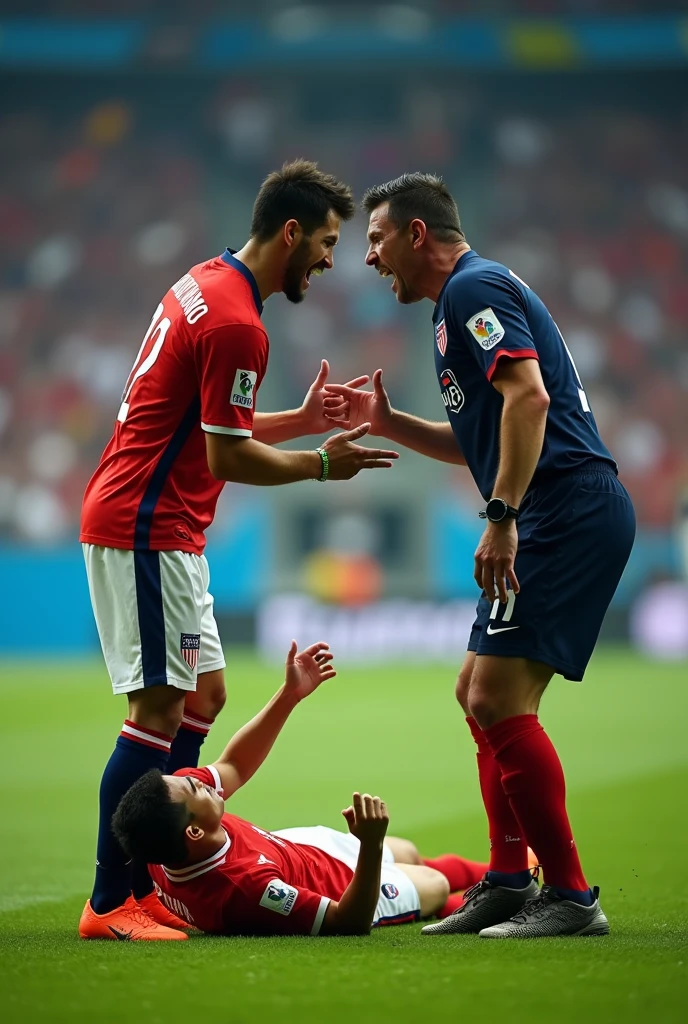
[323,368,466,466]
[209,641,337,799]
[205,422,399,485]
[319,793,389,936]
[252,360,370,444]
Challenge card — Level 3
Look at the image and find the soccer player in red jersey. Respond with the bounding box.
[109,640,490,938]
[78,161,399,940]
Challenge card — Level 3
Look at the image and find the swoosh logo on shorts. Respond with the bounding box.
[486,624,520,635]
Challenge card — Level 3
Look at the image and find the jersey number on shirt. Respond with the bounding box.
[510,269,591,415]
[117,303,171,424]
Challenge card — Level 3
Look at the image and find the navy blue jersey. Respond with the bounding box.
[433,250,616,500]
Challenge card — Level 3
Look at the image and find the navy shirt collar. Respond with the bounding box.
[221,248,263,316]
[433,249,476,321]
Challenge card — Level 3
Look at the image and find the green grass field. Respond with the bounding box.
[1,647,686,1023]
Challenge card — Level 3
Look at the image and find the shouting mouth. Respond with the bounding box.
[304,266,324,289]
[378,267,397,291]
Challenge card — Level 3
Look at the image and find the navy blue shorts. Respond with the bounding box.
[467,462,636,681]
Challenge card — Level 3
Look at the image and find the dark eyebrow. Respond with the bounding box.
[186,776,195,794]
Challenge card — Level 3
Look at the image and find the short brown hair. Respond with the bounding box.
[361,173,464,243]
[250,159,355,241]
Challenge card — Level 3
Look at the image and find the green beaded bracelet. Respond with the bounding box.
[316,447,329,482]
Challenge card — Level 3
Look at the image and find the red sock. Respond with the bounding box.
[484,715,588,891]
[422,854,487,892]
[436,892,466,919]
[466,717,528,873]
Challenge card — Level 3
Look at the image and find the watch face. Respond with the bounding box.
[487,498,507,522]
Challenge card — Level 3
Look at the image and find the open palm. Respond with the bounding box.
[323,368,393,435]
[284,641,337,701]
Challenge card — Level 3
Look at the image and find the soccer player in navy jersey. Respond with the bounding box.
[324,173,636,938]
[78,161,399,941]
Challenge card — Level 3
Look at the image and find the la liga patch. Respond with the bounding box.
[466,307,504,350]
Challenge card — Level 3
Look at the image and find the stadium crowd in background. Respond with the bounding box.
[0,73,686,543]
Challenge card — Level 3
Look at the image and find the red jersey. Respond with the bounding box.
[148,768,354,936]
[80,251,269,555]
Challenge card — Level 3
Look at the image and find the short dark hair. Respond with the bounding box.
[250,159,355,241]
[361,173,464,243]
[112,769,191,866]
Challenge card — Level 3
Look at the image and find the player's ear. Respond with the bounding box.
[185,824,205,844]
[409,218,426,248]
[283,219,302,248]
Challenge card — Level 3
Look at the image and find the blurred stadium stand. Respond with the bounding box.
[0,3,686,653]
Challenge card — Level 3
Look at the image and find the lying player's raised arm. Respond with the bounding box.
[324,369,466,466]
[210,641,336,799]
[319,793,389,936]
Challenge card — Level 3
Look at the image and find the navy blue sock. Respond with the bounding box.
[91,721,171,914]
[486,869,534,890]
[554,887,595,906]
[166,711,213,775]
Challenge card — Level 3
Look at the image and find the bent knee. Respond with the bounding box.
[419,867,450,917]
[455,663,473,713]
[385,837,421,865]
[186,672,227,721]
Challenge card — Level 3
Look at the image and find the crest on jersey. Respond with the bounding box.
[260,879,298,916]
[435,318,448,356]
[180,633,201,670]
[231,368,257,408]
[381,883,400,899]
[466,307,504,350]
[440,368,465,415]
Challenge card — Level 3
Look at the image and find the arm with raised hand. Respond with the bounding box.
[253,360,370,445]
[324,369,466,466]
[319,793,390,936]
[210,641,337,799]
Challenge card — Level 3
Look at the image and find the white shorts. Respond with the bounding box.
[272,826,421,927]
[83,544,226,694]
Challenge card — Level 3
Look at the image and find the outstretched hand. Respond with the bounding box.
[323,368,393,436]
[284,640,337,702]
[321,421,399,479]
[299,360,371,434]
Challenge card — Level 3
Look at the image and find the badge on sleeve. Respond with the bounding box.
[231,369,257,408]
[259,879,298,916]
[466,308,505,350]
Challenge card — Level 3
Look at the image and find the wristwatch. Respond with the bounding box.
[479,497,520,523]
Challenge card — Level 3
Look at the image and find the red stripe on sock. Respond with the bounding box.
[422,854,487,892]
[466,716,528,873]
[123,720,174,744]
[484,715,588,891]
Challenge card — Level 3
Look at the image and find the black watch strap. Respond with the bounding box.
[479,497,520,523]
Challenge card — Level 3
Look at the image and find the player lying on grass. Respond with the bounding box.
[106,641,488,939]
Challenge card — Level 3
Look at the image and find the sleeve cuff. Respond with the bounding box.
[485,348,539,382]
[206,764,222,792]
[311,897,330,936]
[202,423,252,437]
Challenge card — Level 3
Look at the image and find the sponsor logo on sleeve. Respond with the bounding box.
[230,369,257,408]
[180,633,201,670]
[381,883,400,899]
[466,307,505,350]
[259,879,298,916]
[440,367,465,415]
[435,318,448,356]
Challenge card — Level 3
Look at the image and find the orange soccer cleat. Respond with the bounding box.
[137,891,194,930]
[78,895,188,941]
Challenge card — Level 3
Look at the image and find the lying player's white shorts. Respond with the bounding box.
[272,826,421,926]
[83,544,226,694]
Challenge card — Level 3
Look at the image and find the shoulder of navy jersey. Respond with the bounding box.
[439,252,538,380]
